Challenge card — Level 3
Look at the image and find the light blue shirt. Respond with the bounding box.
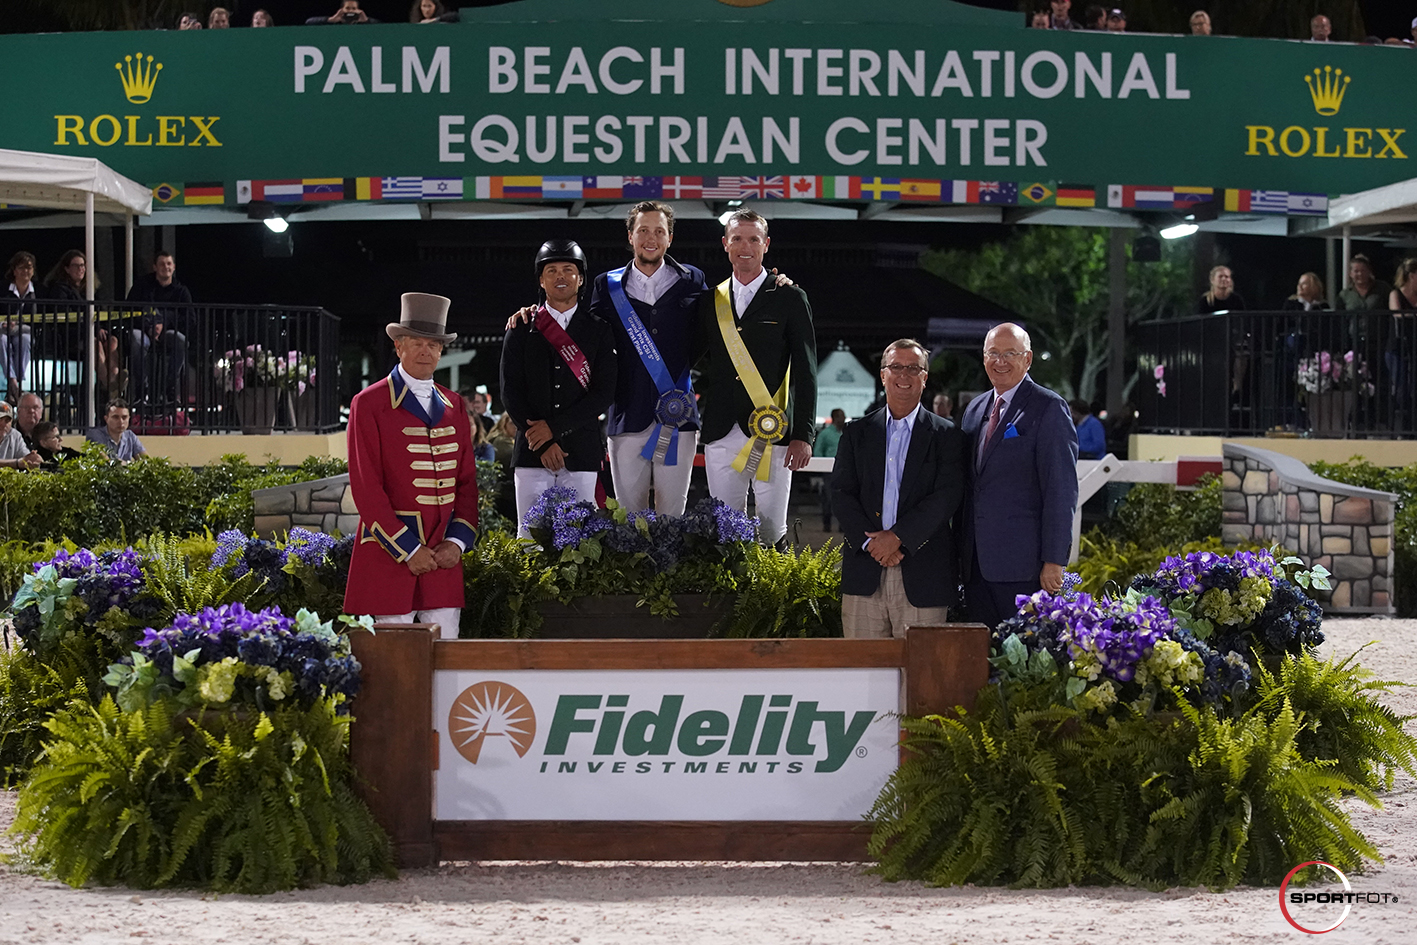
[881,403,921,532]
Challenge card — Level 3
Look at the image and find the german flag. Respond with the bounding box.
[1055,184,1096,208]
[183,182,224,205]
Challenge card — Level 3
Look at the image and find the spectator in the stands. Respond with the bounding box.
[932,392,953,422]
[2,251,37,404]
[208,7,229,28]
[1392,258,1417,314]
[470,389,495,434]
[0,402,40,470]
[813,408,846,532]
[125,251,191,406]
[1030,9,1050,28]
[1082,5,1106,29]
[177,12,202,29]
[1282,272,1329,312]
[88,398,146,463]
[411,0,450,23]
[15,392,42,451]
[32,422,80,471]
[1411,17,1417,43]
[1189,10,1211,34]
[1048,0,1076,29]
[1069,399,1106,460]
[1106,8,1127,31]
[465,397,496,463]
[1340,255,1392,310]
[488,412,516,468]
[1198,265,1246,313]
[308,1,379,24]
[1309,14,1332,41]
[251,9,274,27]
[44,250,122,397]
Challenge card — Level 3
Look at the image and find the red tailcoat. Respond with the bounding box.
[343,369,479,615]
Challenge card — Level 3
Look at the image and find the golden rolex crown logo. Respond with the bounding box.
[1304,65,1349,117]
[115,52,162,104]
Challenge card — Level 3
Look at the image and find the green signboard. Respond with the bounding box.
[3,0,1412,214]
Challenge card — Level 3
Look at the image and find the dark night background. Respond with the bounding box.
[3,0,1414,399]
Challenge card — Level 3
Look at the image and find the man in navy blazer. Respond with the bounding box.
[588,201,707,516]
[961,323,1078,629]
[832,339,968,637]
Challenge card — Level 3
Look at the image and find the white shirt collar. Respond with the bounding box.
[543,300,578,330]
[8,283,33,299]
[397,364,436,411]
[732,268,769,317]
[625,259,677,305]
[887,403,922,429]
[991,374,1028,411]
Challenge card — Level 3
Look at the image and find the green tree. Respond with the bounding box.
[922,227,1192,401]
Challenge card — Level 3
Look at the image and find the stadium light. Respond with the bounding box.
[263,215,289,233]
[1160,222,1198,240]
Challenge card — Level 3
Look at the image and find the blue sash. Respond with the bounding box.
[606,264,695,465]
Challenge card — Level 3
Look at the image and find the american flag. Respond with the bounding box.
[700,177,745,199]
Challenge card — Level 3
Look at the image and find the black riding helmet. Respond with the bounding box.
[534,239,588,279]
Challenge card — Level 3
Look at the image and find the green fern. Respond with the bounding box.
[868,682,1384,890]
[0,635,104,786]
[1251,647,1417,792]
[723,543,842,638]
[139,533,265,624]
[9,695,394,892]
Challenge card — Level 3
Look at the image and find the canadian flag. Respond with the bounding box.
[788,176,818,199]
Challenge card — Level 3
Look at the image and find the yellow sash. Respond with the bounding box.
[714,279,789,481]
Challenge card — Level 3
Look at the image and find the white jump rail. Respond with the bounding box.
[800,454,1223,565]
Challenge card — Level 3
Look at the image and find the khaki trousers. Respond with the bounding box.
[842,566,950,639]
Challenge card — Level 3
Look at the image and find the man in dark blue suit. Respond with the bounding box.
[961,322,1078,629]
[832,339,967,637]
[588,201,707,516]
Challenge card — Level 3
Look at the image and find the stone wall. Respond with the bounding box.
[252,473,359,539]
[1221,443,1395,614]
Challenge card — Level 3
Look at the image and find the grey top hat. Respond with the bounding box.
[386,292,457,344]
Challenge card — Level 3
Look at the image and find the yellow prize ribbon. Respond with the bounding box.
[714,280,790,481]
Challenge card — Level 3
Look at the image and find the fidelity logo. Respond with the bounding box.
[447,683,879,777]
[1243,65,1405,161]
[53,51,222,149]
[1279,860,1400,934]
[448,681,537,764]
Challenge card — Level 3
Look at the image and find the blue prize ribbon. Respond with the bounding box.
[606,264,695,465]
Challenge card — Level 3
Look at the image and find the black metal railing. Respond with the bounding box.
[0,300,341,434]
[1134,310,1416,438]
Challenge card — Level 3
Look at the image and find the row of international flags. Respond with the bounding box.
[150,176,1330,216]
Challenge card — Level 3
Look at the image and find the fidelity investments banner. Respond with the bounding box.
[4,0,1412,204]
[432,669,899,821]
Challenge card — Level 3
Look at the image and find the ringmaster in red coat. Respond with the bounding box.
[344,292,478,638]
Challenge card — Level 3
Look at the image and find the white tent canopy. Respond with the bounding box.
[0,148,151,216]
[0,149,151,427]
[1327,177,1417,230]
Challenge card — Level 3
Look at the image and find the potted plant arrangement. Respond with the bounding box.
[213,345,316,434]
[869,548,1417,890]
[1297,349,1373,435]
[517,487,759,637]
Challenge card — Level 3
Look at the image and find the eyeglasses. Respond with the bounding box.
[882,363,926,376]
[983,351,1028,363]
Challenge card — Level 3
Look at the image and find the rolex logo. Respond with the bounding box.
[115,52,162,104]
[1305,65,1349,117]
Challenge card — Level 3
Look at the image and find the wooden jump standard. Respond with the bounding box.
[350,626,990,866]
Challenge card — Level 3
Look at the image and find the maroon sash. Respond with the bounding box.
[535,306,591,390]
